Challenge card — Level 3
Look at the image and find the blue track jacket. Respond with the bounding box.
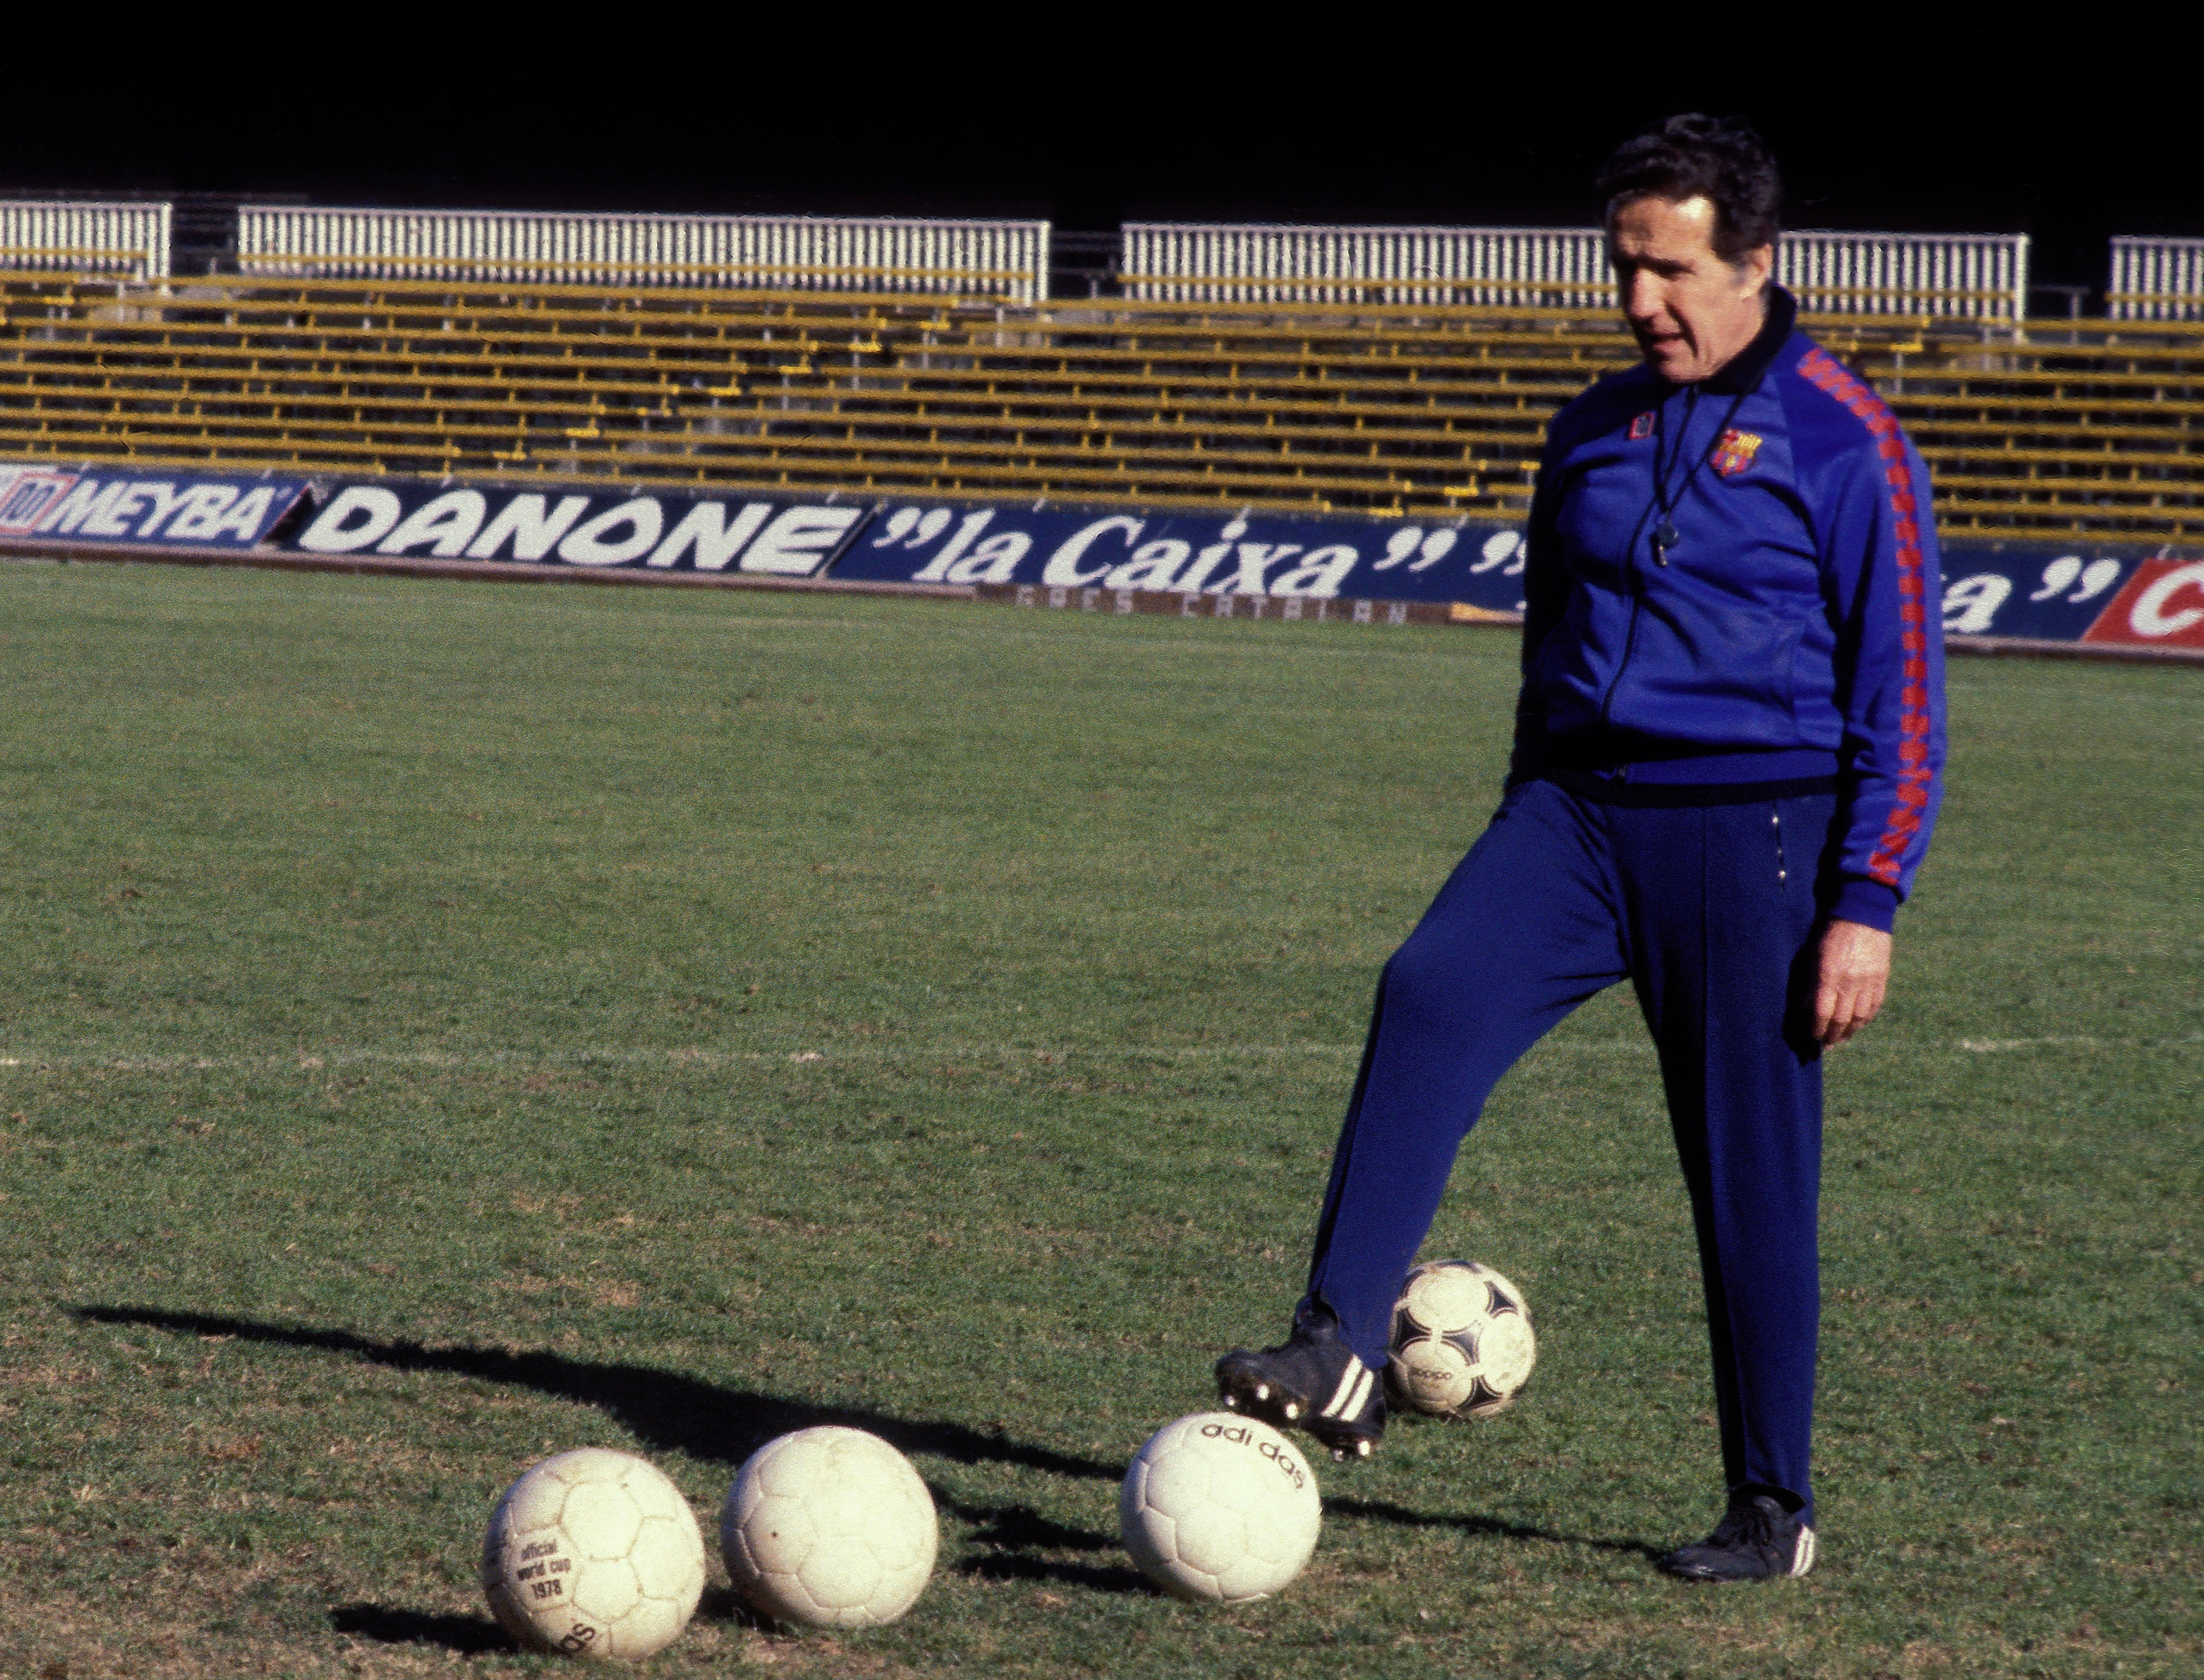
[1510,287,1947,932]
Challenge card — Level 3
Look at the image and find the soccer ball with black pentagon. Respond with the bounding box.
[721,1426,938,1629]
[1384,1259,1536,1418]
[1119,1411,1322,1603]
[480,1447,707,1661]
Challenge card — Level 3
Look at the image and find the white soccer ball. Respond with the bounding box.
[1384,1259,1537,1419]
[481,1447,707,1661]
[1119,1412,1322,1604]
[720,1426,938,1629]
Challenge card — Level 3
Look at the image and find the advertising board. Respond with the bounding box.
[287,481,867,577]
[0,458,2194,660]
[2076,556,2204,651]
[1936,542,2196,646]
[0,465,307,549]
[829,503,1528,615]
[830,500,2202,653]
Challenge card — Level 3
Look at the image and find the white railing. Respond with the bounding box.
[236,209,1050,304]
[1121,223,2031,319]
[2107,237,2204,320]
[1121,224,1613,308]
[0,199,170,279]
[1778,231,2026,321]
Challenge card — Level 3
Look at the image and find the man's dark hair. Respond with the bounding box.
[1596,115,1781,263]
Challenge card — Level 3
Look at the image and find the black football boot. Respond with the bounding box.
[1658,1489,1818,1582]
[1214,1299,1386,1462]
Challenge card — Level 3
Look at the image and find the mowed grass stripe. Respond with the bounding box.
[1,560,2197,1679]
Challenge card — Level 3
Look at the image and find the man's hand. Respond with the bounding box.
[1813,919,1893,1048]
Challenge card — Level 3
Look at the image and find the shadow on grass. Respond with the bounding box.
[941,1496,1155,1595]
[700,1583,780,1630]
[74,1305,1655,1570]
[1327,1495,1666,1563]
[329,1603,511,1653]
[72,1304,1118,1481]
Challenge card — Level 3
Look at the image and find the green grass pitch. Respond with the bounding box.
[1,559,2196,1678]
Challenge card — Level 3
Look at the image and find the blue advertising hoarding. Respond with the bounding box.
[2,459,2191,656]
[829,502,1530,616]
[0,464,307,549]
[285,481,869,577]
[827,495,2199,651]
[1933,540,2191,644]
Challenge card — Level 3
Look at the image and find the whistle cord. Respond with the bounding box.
[1649,385,1750,565]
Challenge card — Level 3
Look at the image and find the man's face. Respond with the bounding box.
[1608,194,1774,383]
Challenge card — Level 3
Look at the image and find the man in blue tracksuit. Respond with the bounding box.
[1216,115,1947,1581]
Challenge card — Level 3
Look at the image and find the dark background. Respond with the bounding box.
[5,31,2193,298]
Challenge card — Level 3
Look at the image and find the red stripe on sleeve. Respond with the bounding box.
[1798,347,1942,896]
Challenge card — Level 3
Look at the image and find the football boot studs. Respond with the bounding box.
[1214,1301,1386,1462]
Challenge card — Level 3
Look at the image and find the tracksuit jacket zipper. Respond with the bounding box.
[1596,385,1697,733]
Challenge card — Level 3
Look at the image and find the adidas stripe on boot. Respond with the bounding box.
[1214,1300,1386,1461]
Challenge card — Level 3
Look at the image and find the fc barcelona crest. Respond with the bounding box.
[1712,428,1763,477]
[1628,411,1656,441]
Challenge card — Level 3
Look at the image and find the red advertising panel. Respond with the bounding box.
[2080,556,2204,651]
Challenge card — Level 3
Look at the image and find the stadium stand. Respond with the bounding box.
[2,223,2201,539]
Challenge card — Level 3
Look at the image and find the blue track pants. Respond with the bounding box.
[1305,777,1833,1516]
